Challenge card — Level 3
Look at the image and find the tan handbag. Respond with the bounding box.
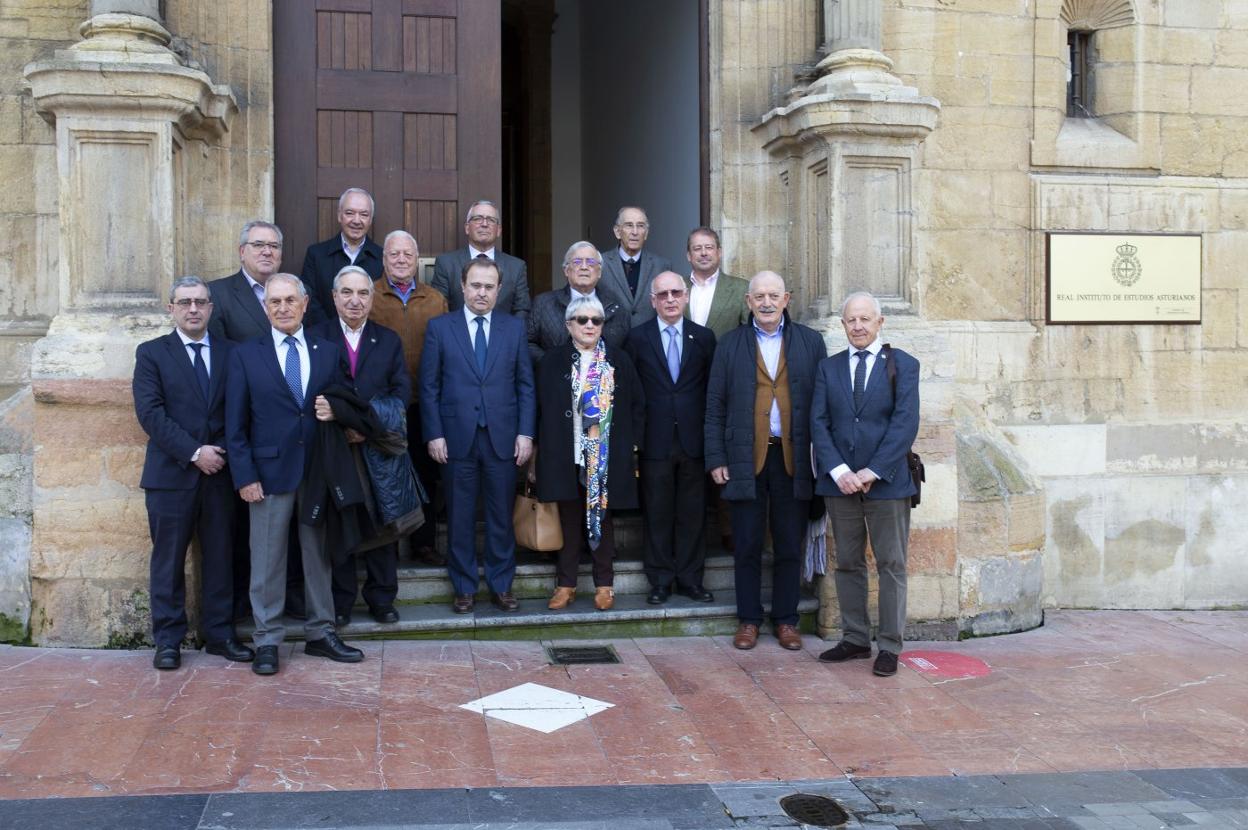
[514,481,562,552]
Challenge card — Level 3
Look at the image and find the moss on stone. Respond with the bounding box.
[0,612,29,644]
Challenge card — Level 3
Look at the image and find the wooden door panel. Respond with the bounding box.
[275,0,499,270]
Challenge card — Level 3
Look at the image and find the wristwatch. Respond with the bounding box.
[191,448,202,462]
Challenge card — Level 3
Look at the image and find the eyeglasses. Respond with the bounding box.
[652,289,686,300]
[570,316,604,326]
[618,222,648,231]
[468,214,500,225]
[568,258,600,268]
[245,241,281,252]
[172,298,212,308]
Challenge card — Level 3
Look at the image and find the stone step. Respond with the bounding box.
[244,590,820,642]
[390,550,760,604]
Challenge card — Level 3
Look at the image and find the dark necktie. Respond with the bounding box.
[625,258,639,295]
[189,342,210,400]
[284,335,304,407]
[853,350,869,409]
[665,326,680,383]
[475,252,488,260]
[474,316,487,426]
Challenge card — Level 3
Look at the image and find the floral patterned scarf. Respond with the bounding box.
[571,341,614,549]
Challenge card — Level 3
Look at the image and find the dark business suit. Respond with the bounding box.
[311,319,411,617]
[624,318,716,591]
[300,235,384,326]
[526,284,631,365]
[600,249,672,327]
[431,248,531,321]
[419,310,536,597]
[705,314,827,627]
[812,343,920,655]
[225,328,344,647]
[133,331,237,648]
[207,270,271,344]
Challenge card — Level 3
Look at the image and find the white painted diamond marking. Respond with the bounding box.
[460,682,614,734]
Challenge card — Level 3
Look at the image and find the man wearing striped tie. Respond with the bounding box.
[810,291,921,678]
[225,272,364,676]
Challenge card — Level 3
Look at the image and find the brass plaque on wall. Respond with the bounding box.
[1045,232,1202,324]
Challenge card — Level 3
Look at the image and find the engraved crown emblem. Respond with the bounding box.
[1115,242,1137,257]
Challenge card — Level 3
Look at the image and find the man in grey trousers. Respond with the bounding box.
[810,291,920,678]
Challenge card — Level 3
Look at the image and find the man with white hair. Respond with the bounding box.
[705,271,826,652]
[299,188,385,324]
[225,273,363,675]
[527,241,631,365]
[369,230,449,567]
[811,291,920,678]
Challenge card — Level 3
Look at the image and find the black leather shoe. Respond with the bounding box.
[676,584,714,603]
[305,631,364,663]
[818,641,872,663]
[491,592,519,612]
[370,605,400,624]
[646,585,671,605]
[153,646,180,670]
[335,612,352,627]
[873,650,899,677]
[252,645,279,675]
[205,639,255,662]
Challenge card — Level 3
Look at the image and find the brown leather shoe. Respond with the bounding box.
[733,623,759,650]
[594,587,615,611]
[548,586,576,610]
[451,594,475,614]
[775,624,803,651]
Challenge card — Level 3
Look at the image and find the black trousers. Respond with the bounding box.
[331,543,399,615]
[556,490,615,588]
[145,471,236,646]
[640,450,706,589]
[728,443,807,627]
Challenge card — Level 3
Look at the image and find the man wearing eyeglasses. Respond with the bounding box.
[299,188,384,326]
[527,241,632,365]
[134,276,250,671]
[208,220,286,345]
[624,272,717,606]
[431,200,531,322]
[600,206,672,327]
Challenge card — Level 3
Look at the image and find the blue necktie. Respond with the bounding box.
[284,335,304,407]
[853,350,869,410]
[665,326,680,383]
[474,316,487,374]
[189,342,210,401]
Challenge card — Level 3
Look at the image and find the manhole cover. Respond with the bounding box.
[779,793,849,827]
[546,645,620,665]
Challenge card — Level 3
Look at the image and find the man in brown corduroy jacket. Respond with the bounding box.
[369,230,448,566]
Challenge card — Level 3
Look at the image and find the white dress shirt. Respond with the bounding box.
[242,269,265,307]
[688,270,719,327]
[176,329,212,376]
[830,338,883,483]
[341,234,364,264]
[339,317,365,351]
[463,306,492,344]
[753,319,784,437]
[468,245,496,260]
[271,326,310,397]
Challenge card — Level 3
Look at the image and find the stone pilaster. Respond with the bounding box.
[21,2,235,646]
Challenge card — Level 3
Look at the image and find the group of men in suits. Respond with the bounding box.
[135,185,920,680]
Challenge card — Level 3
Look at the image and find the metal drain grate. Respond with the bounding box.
[779,794,849,828]
[546,645,621,665]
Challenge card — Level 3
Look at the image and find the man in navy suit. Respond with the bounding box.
[300,188,385,325]
[134,276,253,670]
[208,220,284,344]
[311,265,411,626]
[420,258,536,613]
[225,272,364,675]
[431,200,531,321]
[811,291,920,678]
[625,271,717,606]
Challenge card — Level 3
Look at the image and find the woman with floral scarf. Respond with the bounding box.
[533,295,644,611]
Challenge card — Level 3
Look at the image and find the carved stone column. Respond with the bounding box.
[21,2,235,646]
[754,0,938,314]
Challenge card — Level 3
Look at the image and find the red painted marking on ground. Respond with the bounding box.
[900,650,991,679]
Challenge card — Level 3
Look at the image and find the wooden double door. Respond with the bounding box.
[273,0,501,267]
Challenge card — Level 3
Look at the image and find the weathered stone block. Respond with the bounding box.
[1100,477,1187,608]
[913,460,956,526]
[1007,491,1044,551]
[959,553,1043,636]
[1183,474,1248,606]
[1042,477,1106,608]
[1106,423,1199,474]
[958,498,1007,559]
[33,446,105,488]
[104,446,144,489]
[1164,0,1224,29]
[1002,424,1107,478]
[909,525,955,574]
[1196,422,1248,473]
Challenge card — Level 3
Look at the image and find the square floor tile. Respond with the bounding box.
[460,682,614,734]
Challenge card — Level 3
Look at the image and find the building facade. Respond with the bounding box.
[0,0,1244,646]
